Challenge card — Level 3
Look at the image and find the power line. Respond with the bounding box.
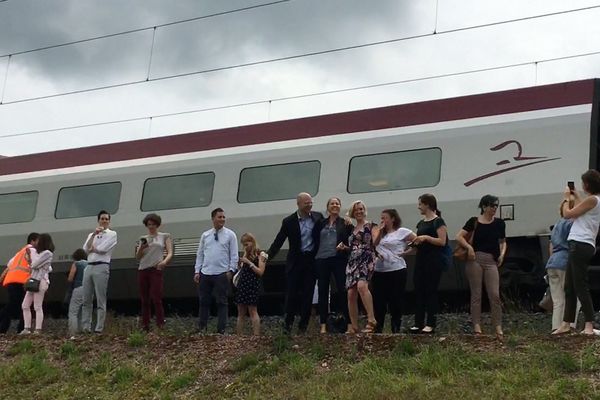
[1,48,597,140]
[0,0,290,58]
[1,4,599,106]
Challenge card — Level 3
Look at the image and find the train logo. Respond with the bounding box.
[464,140,561,187]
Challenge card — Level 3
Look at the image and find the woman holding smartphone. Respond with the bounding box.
[136,213,173,331]
[553,170,600,335]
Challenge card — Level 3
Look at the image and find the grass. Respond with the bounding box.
[1,313,599,399]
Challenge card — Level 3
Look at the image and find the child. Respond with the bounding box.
[67,248,87,336]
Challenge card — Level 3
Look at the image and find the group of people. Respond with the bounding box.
[266,191,505,337]
[1,169,600,337]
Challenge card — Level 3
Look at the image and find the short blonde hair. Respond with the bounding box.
[347,200,367,219]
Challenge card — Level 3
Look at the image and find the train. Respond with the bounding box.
[1,79,599,313]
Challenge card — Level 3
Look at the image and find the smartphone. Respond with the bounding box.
[567,181,575,192]
[140,237,148,245]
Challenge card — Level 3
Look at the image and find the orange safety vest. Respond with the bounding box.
[3,246,31,286]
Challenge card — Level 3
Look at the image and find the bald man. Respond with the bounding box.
[267,193,323,333]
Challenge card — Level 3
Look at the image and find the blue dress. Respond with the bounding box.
[235,255,261,306]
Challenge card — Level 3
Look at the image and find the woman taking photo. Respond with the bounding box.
[135,213,173,331]
[409,194,447,334]
[235,233,267,335]
[345,200,378,334]
[21,233,54,334]
[372,209,415,333]
[553,170,600,336]
[314,197,353,334]
[456,195,506,338]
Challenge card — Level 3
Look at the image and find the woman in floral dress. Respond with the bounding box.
[345,200,378,333]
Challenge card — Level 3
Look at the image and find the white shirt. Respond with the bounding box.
[83,228,118,264]
[375,228,413,272]
[194,227,239,275]
[568,195,600,248]
[138,232,171,270]
[29,248,53,283]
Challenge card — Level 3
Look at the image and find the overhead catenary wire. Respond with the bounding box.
[0,0,291,59]
[0,4,599,106]
[1,48,598,141]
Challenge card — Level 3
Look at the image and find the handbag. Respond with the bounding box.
[453,218,478,262]
[24,277,41,292]
[232,270,241,288]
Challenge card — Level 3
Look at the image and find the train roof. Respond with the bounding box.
[0,79,598,177]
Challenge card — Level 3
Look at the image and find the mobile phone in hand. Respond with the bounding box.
[568,181,575,192]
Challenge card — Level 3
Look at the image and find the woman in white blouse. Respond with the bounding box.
[21,233,54,334]
[135,213,173,331]
[372,209,416,333]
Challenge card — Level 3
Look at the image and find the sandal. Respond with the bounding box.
[345,326,359,335]
[361,320,377,334]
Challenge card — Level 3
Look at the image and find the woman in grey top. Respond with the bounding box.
[135,213,173,331]
[313,197,353,334]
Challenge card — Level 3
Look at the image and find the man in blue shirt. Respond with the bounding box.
[267,193,323,333]
[194,208,239,334]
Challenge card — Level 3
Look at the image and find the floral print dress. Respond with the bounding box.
[345,223,375,288]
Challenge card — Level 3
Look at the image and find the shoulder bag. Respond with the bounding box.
[24,277,41,292]
[453,218,478,262]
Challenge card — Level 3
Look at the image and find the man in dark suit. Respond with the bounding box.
[267,192,323,333]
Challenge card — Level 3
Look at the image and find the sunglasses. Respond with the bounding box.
[488,204,499,208]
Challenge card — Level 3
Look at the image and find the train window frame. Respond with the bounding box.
[0,190,38,224]
[346,147,442,194]
[237,160,321,203]
[140,171,216,211]
[55,181,122,219]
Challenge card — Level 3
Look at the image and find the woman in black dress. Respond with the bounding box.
[409,194,448,334]
[235,233,266,335]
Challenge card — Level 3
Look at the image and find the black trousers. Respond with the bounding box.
[564,240,595,323]
[413,254,443,328]
[285,254,315,332]
[0,283,25,333]
[197,272,229,334]
[316,256,349,324]
[371,268,407,333]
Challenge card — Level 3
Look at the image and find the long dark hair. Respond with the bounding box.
[36,233,55,253]
[375,209,401,246]
[418,193,441,216]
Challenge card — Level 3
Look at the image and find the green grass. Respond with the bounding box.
[1,313,600,399]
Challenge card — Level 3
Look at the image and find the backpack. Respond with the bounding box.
[433,218,452,271]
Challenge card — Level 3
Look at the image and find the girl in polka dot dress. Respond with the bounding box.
[235,233,267,335]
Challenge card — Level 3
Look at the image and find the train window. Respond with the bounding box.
[238,161,320,203]
[0,191,38,224]
[55,182,121,219]
[141,172,215,211]
[347,148,441,193]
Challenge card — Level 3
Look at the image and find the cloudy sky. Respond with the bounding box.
[0,0,599,156]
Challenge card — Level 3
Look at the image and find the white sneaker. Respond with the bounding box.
[19,329,31,335]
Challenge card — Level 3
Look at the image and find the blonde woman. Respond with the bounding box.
[236,233,267,335]
[345,201,378,333]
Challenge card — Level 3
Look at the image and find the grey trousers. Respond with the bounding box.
[68,286,84,335]
[81,264,109,333]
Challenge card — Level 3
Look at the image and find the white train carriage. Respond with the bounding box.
[0,79,598,309]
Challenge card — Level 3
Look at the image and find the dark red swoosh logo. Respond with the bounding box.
[464,157,561,187]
